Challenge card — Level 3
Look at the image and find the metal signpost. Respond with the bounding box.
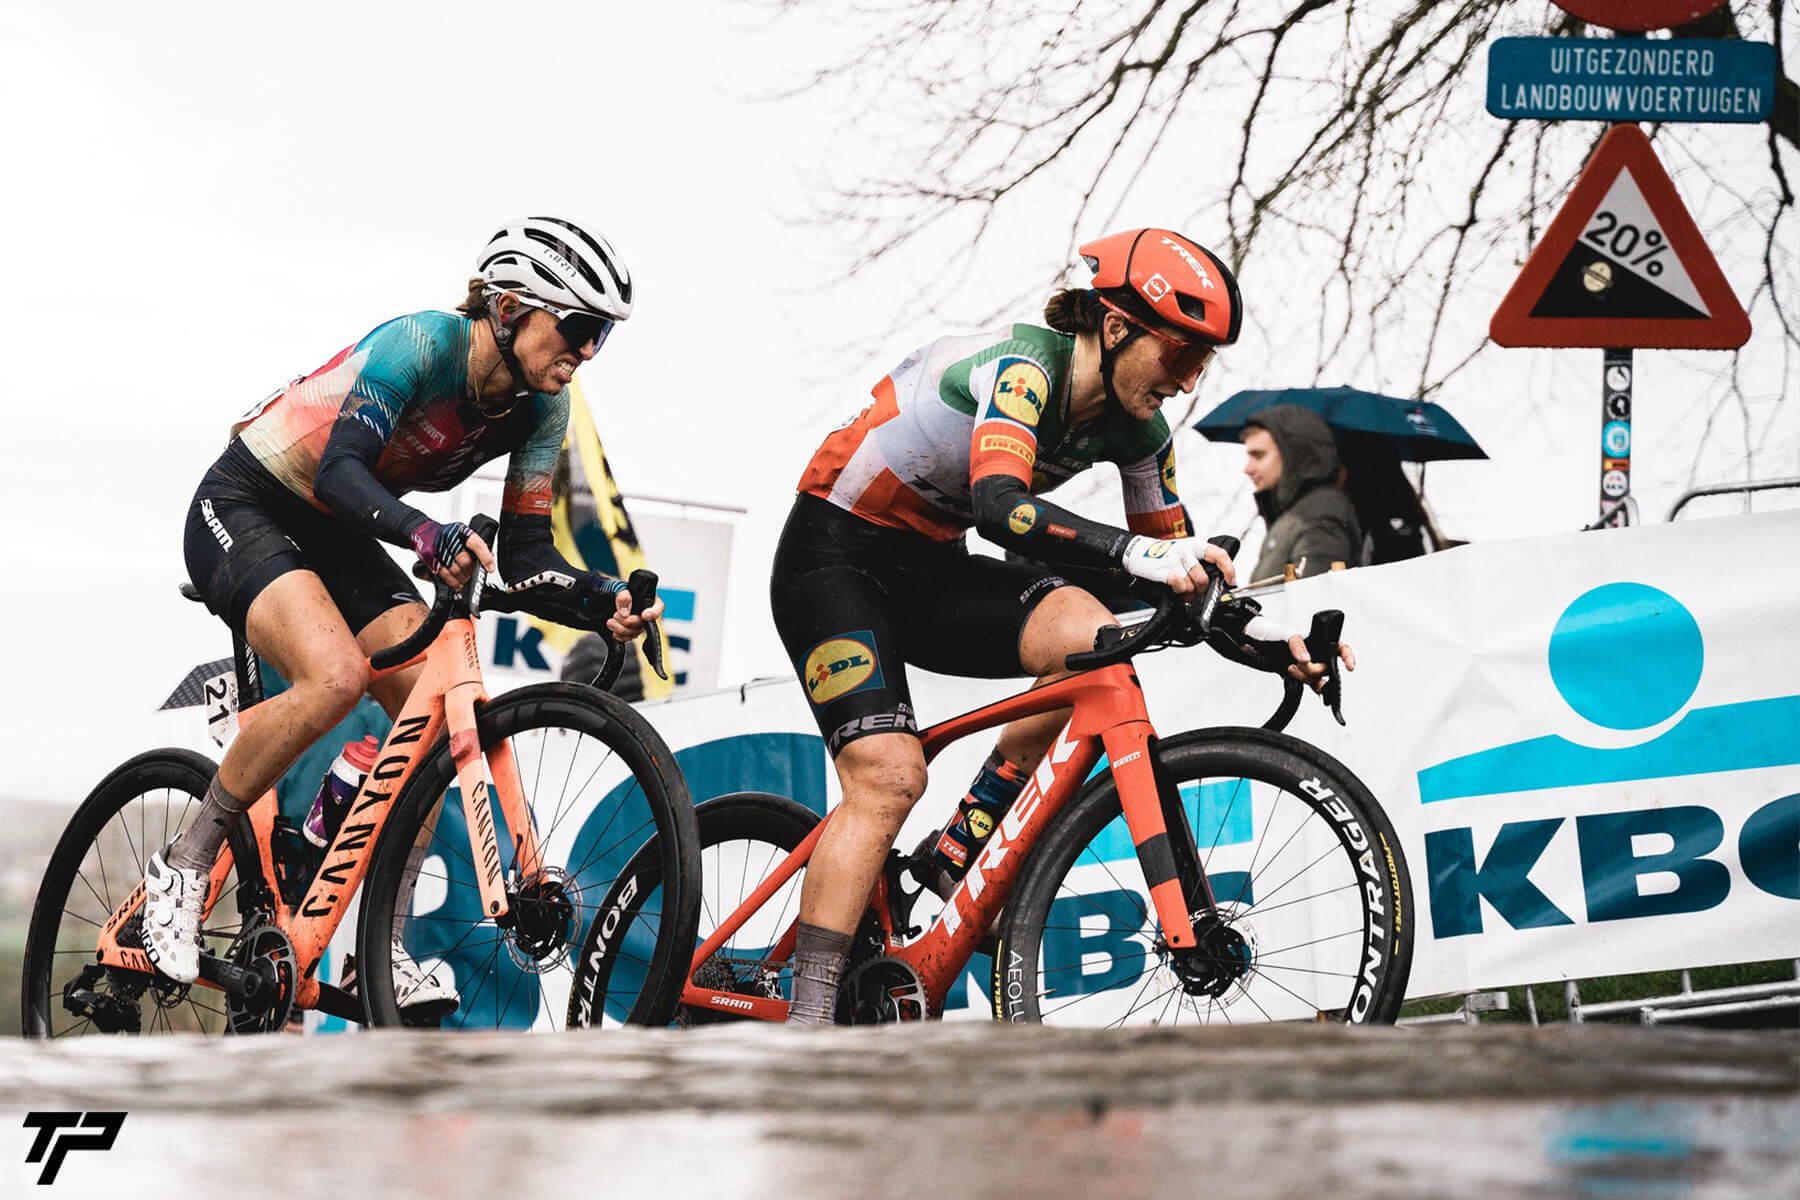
[1485,1,1761,527]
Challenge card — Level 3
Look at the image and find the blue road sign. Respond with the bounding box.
[1487,37,1776,123]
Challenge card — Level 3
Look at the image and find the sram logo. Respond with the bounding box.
[710,995,756,1011]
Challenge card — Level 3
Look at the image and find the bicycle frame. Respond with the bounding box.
[91,612,545,1015]
[679,661,1211,1019]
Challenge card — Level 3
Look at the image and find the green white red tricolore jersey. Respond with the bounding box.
[799,322,1187,542]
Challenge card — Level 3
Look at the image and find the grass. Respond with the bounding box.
[1400,959,1800,1026]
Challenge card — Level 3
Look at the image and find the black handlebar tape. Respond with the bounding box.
[1192,535,1240,633]
[626,569,659,616]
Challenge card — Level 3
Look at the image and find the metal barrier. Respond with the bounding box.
[1666,477,1800,521]
[1566,962,1800,1025]
[1398,991,1515,1026]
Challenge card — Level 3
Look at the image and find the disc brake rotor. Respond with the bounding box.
[504,867,578,973]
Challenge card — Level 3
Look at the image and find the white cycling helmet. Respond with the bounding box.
[476,216,633,321]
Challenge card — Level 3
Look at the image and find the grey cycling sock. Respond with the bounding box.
[788,922,854,1025]
[168,775,252,871]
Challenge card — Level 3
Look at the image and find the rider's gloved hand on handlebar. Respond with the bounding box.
[1119,535,1237,594]
[1238,610,1356,692]
[572,573,666,643]
[408,519,495,589]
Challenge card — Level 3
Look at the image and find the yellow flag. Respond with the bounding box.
[532,378,673,699]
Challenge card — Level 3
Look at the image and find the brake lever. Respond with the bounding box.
[1190,534,1241,637]
[1303,609,1346,726]
[627,569,668,682]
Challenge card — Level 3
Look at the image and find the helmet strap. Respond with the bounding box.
[479,304,533,411]
[1098,318,1141,411]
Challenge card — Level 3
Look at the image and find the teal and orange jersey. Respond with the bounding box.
[798,322,1186,541]
[232,311,567,521]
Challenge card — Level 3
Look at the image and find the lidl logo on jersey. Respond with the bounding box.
[1158,455,1178,504]
[803,632,885,706]
[1417,582,1800,939]
[1008,503,1038,535]
[992,357,1050,427]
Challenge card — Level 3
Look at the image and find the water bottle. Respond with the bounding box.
[925,756,1029,885]
[303,735,381,849]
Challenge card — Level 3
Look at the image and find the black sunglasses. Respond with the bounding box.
[553,310,615,353]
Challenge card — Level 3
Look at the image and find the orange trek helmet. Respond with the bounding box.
[1080,228,1243,347]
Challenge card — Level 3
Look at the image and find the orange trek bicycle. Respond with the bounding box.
[570,538,1413,1027]
[22,516,701,1037]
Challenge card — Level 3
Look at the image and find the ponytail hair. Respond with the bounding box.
[456,276,491,319]
[1043,287,1105,335]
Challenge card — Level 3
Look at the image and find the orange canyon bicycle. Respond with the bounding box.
[22,516,701,1036]
[571,546,1415,1028]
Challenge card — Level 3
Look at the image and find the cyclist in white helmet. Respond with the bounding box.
[143,216,658,1018]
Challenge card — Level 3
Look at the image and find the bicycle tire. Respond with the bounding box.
[993,727,1413,1026]
[568,791,821,1028]
[20,748,264,1038]
[357,683,700,1030]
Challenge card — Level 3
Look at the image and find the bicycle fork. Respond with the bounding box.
[443,680,545,921]
[1101,722,1203,951]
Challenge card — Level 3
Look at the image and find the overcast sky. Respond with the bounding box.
[2,1,1793,806]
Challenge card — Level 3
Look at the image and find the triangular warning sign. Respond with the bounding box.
[1490,124,1750,350]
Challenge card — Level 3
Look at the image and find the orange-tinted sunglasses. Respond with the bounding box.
[1098,299,1218,379]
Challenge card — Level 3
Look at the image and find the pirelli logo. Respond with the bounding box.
[980,433,1034,460]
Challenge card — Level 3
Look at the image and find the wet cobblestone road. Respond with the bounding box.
[3,1023,1795,1198]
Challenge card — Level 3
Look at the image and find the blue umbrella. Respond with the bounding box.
[1193,386,1487,462]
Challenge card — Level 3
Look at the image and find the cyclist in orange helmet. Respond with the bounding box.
[773,228,1345,1022]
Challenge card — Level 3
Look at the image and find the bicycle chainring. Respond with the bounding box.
[835,955,929,1025]
[225,914,299,1034]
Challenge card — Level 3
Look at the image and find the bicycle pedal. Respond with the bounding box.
[399,998,458,1028]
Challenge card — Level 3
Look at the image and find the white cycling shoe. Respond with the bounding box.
[344,939,460,1019]
[142,846,209,984]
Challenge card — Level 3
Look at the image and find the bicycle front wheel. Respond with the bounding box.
[20,749,261,1038]
[994,727,1413,1026]
[357,683,700,1030]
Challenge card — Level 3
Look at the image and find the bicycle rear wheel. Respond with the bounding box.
[569,791,820,1027]
[357,683,700,1030]
[994,727,1413,1026]
[20,749,262,1038]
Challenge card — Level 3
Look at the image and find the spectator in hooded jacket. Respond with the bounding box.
[1241,405,1361,583]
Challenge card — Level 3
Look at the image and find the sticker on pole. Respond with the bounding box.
[1490,124,1749,349]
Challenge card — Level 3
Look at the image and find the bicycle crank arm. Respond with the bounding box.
[311,982,366,1025]
[196,953,276,1011]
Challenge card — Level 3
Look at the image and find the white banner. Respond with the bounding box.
[623,509,1800,1002]
[457,487,737,695]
